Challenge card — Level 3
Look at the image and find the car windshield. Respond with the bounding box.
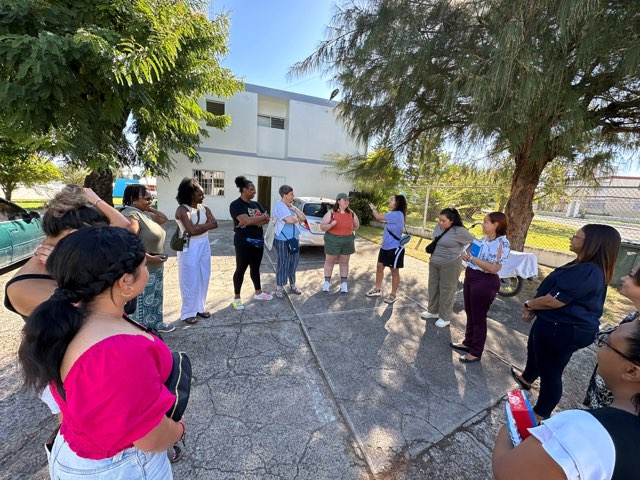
[303,202,332,218]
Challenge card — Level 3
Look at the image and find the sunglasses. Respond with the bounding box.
[595,328,640,367]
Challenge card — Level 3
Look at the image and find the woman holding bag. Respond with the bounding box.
[421,208,476,327]
[272,185,307,299]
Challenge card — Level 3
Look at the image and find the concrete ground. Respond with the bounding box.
[0,222,598,479]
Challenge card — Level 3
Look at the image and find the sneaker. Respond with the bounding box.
[322,280,330,292]
[274,289,285,299]
[155,322,176,333]
[435,318,450,328]
[254,292,273,301]
[420,311,438,320]
[232,299,244,310]
[340,282,348,293]
[366,289,382,297]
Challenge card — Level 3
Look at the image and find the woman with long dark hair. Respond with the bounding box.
[512,224,621,420]
[122,184,171,333]
[451,212,510,363]
[421,208,476,327]
[366,194,408,304]
[493,317,640,479]
[175,178,218,324]
[229,176,271,310]
[19,227,184,478]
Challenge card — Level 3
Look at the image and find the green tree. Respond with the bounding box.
[0,138,60,201]
[291,0,640,249]
[0,0,242,203]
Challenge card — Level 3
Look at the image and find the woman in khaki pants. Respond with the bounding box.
[421,208,475,327]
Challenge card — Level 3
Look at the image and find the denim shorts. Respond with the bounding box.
[47,433,172,479]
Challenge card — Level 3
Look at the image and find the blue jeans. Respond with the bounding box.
[48,433,172,479]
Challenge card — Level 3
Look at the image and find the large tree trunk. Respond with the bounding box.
[505,153,550,251]
[84,169,114,206]
[2,182,14,201]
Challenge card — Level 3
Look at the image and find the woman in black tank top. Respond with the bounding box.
[492,316,640,479]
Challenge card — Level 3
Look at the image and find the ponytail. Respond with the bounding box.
[19,295,85,391]
[440,208,464,227]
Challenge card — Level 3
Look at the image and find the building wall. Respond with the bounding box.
[158,84,363,219]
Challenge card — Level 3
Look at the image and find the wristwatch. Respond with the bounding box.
[524,301,532,310]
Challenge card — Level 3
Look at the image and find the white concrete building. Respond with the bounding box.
[156,84,362,219]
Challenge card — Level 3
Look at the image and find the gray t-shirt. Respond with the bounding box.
[429,224,476,265]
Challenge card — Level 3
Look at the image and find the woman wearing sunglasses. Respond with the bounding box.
[511,225,621,420]
[585,268,640,408]
[493,317,640,479]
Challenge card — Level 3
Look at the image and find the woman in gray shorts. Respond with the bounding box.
[320,193,360,293]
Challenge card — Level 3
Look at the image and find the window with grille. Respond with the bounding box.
[257,114,285,130]
[193,169,224,196]
[206,101,225,126]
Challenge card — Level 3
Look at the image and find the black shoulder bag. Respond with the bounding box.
[425,227,451,254]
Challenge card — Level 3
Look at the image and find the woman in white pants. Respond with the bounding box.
[175,178,218,324]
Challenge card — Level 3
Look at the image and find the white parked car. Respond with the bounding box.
[292,197,335,247]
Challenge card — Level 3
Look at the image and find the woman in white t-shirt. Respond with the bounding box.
[492,317,640,480]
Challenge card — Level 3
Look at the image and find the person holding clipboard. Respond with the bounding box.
[450,212,510,363]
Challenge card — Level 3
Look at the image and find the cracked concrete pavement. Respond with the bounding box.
[0,221,598,479]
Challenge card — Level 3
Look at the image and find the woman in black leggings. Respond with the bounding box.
[229,176,272,310]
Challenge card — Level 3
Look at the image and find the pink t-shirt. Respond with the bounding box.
[51,334,176,459]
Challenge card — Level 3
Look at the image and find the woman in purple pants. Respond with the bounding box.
[450,212,510,363]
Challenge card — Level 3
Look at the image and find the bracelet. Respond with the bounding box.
[524,301,533,310]
[93,199,102,207]
[177,421,186,443]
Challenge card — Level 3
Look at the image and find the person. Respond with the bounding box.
[175,178,218,324]
[512,224,621,419]
[320,193,360,293]
[420,208,476,327]
[18,227,185,479]
[5,186,131,321]
[585,267,640,409]
[366,194,408,304]
[229,176,272,310]
[121,184,172,334]
[272,185,307,299]
[450,212,510,363]
[492,318,640,480]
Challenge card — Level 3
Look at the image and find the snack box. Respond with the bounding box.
[505,389,537,446]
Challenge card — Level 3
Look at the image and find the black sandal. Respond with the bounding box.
[169,445,183,463]
[183,316,198,325]
[197,311,211,318]
[511,366,532,390]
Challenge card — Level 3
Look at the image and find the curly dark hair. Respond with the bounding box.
[122,184,148,206]
[176,177,202,205]
[235,175,253,194]
[18,227,146,392]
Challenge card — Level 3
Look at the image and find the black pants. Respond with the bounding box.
[522,319,597,418]
[233,239,264,295]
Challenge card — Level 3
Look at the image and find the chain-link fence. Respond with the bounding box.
[401,184,640,254]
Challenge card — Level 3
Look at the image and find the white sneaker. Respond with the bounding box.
[322,281,330,292]
[340,282,348,293]
[253,292,273,301]
[435,318,450,328]
[420,311,438,320]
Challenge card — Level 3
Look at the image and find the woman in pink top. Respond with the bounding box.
[18,227,184,479]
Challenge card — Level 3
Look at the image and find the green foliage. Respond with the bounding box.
[291,0,640,248]
[0,135,60,200]
[349,190,381,226]
[0,0,242,181]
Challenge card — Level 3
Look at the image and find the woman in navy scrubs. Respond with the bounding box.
[512,224,621,420]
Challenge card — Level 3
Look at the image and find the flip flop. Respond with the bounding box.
[169,445,183,463]
[183,316,198,325]
[510,366,532,390]
[197,311,211,318]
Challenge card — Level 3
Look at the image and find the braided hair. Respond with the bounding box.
[18,227,146,392]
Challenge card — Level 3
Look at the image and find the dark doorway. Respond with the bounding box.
[257,176,272,213]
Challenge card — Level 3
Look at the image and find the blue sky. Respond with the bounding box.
[210,1,639,176]
[211,0,337,100]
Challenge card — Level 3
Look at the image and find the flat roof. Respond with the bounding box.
[244,83,339,108]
